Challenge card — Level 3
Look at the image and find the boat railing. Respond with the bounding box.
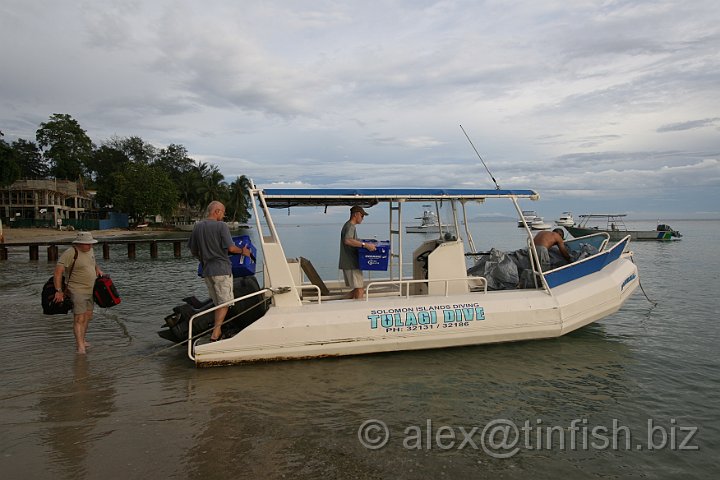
[543,235,631,289]
[365,275,488,299]
[564,231,610,253]
[296,284,323,303]
[187,288,271,361]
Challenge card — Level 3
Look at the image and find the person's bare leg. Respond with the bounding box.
[82,311,93,348]
[73,313,91,354]
[211,306,228,340]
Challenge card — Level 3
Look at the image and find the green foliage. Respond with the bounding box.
[195,162,228,208]
[104,135,156,164]
[89,145,132,207]
[227,175,252,222]
[0,133,21,187]
[36,113,93,179]
[155,144,194,182]
[5,114,254,223]
[11,139,48,178]
[111,162,178,223]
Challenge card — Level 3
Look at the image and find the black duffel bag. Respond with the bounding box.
[41,248,78,315]
[41,276,73,314]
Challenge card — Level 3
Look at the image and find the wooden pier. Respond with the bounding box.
[0,239,187,262]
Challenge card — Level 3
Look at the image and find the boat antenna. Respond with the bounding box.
[459,124,500,189]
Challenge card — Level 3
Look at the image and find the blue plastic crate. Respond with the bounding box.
[197,235,257,277]
[358,240,390,271]
[230,235,257,277]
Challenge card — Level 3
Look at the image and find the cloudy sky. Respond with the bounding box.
[1,0,719,219]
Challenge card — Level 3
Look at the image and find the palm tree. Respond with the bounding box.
[227,175,252,222]
[196,163,228,211]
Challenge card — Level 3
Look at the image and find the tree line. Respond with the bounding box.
[0,113,251,224]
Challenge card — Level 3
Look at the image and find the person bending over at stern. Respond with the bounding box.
[53,231,103,354]
[533,228,571,271]
[188,201,251,342]
[339,205,376,300]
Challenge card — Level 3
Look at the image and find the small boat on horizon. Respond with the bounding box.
[406,210,454,234]
[518,210,551,230]
[226,221,253,231]
[518,210,538,228]
[530,217,552,230]
[565,214,682,241]
[555,212,575,227]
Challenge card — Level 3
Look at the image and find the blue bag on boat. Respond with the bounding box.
[197,235,257,277]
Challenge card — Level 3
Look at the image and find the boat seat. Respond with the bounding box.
[299,257,331,296]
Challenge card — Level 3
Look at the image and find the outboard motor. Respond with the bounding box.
[158,236,268,343]
[158,275,268,343]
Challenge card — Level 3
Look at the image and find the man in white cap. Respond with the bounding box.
[339,205,376,299]
[53,231,104,354]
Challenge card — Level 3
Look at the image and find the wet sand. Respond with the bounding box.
[1,227,172,244]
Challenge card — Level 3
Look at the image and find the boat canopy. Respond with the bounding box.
[578,214,627,218]
[260,188,539,208]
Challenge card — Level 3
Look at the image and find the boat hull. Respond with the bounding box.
[531,222,551,230]
[193,255,639,366]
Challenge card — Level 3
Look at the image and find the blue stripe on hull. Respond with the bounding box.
[544,237,629,288]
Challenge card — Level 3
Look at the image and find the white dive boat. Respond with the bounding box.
[183,186,639,367]
[566,214,682,241]
[555,212,575,227]
[406,209,453,234]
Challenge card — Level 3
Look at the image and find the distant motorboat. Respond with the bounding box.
[530,217,552,230]
[565,214,682,241]
[518,210,538,228]
[406,210,453,234]
[226,221,253,231]
[555,212,575,227]
[518,210,550,230]
[175,221,196,232]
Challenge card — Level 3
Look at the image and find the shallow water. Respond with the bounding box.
[0,220,718,478]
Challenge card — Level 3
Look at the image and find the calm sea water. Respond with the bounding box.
[0,220,718,479]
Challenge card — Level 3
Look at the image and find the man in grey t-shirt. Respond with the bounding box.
[339,205,376,299]
[188,201,250,341]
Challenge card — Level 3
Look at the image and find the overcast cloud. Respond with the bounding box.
[1,0,719,218]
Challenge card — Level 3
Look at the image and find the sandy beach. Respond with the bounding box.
[1,227,171,244]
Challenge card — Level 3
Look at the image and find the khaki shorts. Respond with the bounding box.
[342,269,364,289]
[71,292,94,315]
[204,275,235,306]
